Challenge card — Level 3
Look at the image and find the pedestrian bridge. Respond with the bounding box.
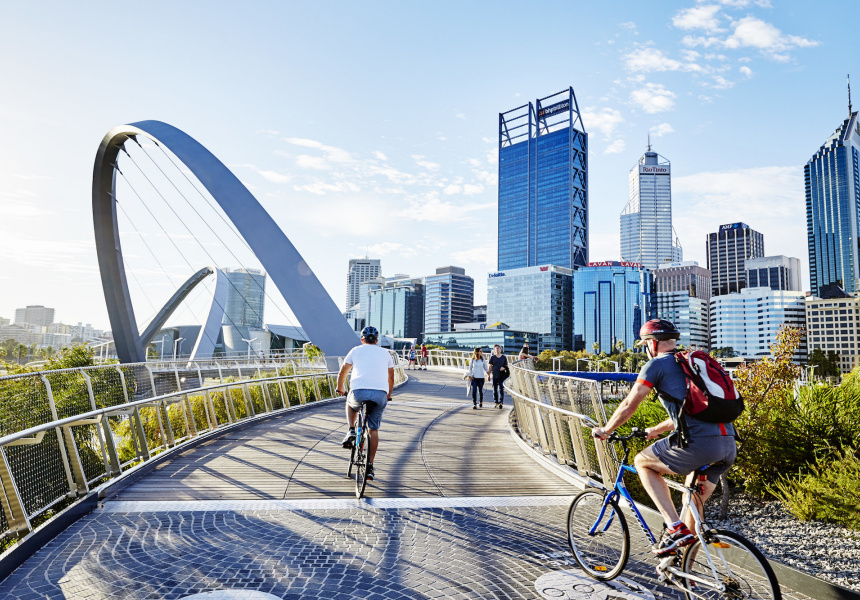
[0,356,836,599]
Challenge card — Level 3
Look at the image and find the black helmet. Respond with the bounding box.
[361,326,379,342]
[638,319,680,343]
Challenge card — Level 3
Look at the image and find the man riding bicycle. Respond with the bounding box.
[591,319,737,556]
[336,326,394,482]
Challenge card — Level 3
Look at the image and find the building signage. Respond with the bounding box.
[639,165,669,174]
[489,272,506,278]
[720,223,746,231]
[586,261,642,268]
[538,100,570,119]
[540,266,549,271]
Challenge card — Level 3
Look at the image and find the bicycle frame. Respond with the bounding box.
[591,463,657,546]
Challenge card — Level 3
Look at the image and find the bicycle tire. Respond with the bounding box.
[680,529,781,600]
[567,490,630,581]
[354,428,370,499]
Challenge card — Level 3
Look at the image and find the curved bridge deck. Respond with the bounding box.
[0,371,816,600]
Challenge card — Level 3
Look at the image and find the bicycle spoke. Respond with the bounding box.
[568,490,630,581]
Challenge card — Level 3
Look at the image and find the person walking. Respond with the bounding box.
[408,345,417,370]
[336,326,394,482]
[518,344,535,361]
[419,344,428,370]
[466,347,489,409]
[488,344,509,408]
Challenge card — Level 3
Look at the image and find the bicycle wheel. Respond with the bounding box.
[347,440,356,478]
[354,428,370,499]
[681,529,781,600]
[567,490,630,581]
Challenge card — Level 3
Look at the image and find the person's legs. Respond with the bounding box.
[476,378,484,405]
[492,379,499,403]
[345,403,358,428]
[471,379,478,405]
[682,472,717,534]
[634,445,681,525]
[368,429,379,463]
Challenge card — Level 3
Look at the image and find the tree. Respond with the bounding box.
[591,341,600,355]
[711,347,737,358]
[615,340,625,354]
[808,348,840,379]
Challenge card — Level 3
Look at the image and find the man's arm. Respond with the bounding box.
[592,382,652,439]
[336,362,352,395]
[646,418,675,440]
[387,367,394,399]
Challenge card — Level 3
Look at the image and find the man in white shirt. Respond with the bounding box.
[336,326,394,481]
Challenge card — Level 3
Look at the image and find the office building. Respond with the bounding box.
[345,258,381,311]
[806,109,860,296]
[367,278,425,340]
[654,262,711,302]
[424,266,474,333]
[221,268,266,329]
[498,87,588,270]
[707,223,765,297]
[14,305,55,327]
[573,262,654,353]
[745,256,802,292]
[422,326,539,354]
[710,287,806,362]
[805,291,860,374]
[655,292,709,349]
[473,305,487,323]
[486,265,573,351]
[620,143,682,269]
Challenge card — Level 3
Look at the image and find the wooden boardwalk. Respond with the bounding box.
[115,370,579,500]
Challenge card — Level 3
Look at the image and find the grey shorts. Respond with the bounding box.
[651,435,737,484]
[347,389,388,430]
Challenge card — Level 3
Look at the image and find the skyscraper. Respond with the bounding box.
[497,87,588,270]
[13,305,55,327]
[345,258,381,311]
[745,256,803,292]
[367,279,425,340]
[806,109,860,296]
[620,143,682,269]
[707,223,764,297]
[221,268,266,329]
[424,266,474,333]
[654,262,711,349]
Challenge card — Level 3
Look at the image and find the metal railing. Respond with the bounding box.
[426,350,522,370]
[0,351,407,543]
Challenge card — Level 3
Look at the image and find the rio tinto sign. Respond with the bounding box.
[587,261,642,268]
[639,165,669,174]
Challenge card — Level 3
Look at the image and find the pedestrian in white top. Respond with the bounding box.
[467,347,489,409]
[336,326,394,482]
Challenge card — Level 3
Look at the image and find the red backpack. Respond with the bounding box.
[674,350,744,423]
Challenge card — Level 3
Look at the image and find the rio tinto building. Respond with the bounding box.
[620,144,682,270]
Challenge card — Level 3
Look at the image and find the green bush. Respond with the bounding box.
[770,446,860,529]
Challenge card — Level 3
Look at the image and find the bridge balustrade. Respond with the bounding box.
[0,351,407,544]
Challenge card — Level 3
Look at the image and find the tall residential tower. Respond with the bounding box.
[345,258,381,311]
[497,87,588,270]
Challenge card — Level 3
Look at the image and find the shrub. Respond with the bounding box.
[770,446,860,529]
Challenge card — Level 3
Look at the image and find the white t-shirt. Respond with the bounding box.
[344,344,395,392]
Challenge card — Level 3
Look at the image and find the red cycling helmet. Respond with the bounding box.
[637,319,681,343]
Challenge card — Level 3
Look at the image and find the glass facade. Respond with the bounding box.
[222,268,266,329]
[744,255,802,292]
[573,264,654,353]
[367,282,424,340]
[422,328,539,354]
[655,291,709,349]
[498,87,588,270]
[706,223,765,297]
[345,258,381,311]
[486,265,573,351]
[806,112,860,296]
[424,266,474,333]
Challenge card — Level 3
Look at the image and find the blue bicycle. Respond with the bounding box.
[567,418,781,599]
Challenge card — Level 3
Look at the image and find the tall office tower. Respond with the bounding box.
[486,265,574,351]
[346,258,381,311]
[221,268,266,329]
[620,143,682,269]
[573,262,654,353]
[498,87,588,270]
[745,256,803,291]
[707,223,765,297]
[710,288,806,361]
[367,279,425,340]
[806,108,860,296]
[14,305,55,327]
[654,261,711,349]
[424,266,474,333]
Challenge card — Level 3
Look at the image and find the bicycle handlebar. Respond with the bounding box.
[603,428,647,442]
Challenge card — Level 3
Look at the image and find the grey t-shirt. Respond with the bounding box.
[637,352,735,438]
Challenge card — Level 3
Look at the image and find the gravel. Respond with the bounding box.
[703,491,860,593]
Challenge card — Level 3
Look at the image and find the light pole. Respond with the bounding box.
[173,337,184,360]
[242,337,257,361]
[576,358,590,372]
[156,338,165,360]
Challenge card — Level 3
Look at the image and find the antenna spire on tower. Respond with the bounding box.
[647,132,652,152]
[849,74,853,116]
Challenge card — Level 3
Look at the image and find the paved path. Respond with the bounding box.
[0,370,813,600]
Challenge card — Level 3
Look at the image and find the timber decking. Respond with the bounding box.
[114,370,578,500]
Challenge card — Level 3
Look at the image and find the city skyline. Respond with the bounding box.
[0,2,851,331]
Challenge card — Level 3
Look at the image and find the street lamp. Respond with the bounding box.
[156,338,165,360]
[598,359,619,373]
[242,337,257,361]
[173,337,184,360]
[576,358,590,372]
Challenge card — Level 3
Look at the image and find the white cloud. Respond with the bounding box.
[487,147,499,165]
[452,242,496,268]
[605,139,626,154]
[365,242,416,258]
[711,75,734,89]
[683,16,818,60]
[456,112,466,119]
[739,65,753,78]
[295,155,330,170]
[463,184,484,195]
[631,83,677,113]
[412,155,440,171]
[293,180,360,195]
[581,107,624,138]
[395,194,493,223]
[283,137,353,164]
[624,47,701,73]
[620,21,637,31]
[443,184,461,195]
[672,5,723,32]
[257,170,292,183]
[650,123,674,137]
[372,151,388,161]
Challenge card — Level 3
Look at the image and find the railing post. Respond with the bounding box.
[0,447,31,537]
[311,375,323,402]
[147,364,174,447]
[81,370,118,477]
[174,364,198,438]
[40,375,86,497]
[241,381,256,417]
[195,363,217,430]
[296,376,308,405]
[256,366,273,412]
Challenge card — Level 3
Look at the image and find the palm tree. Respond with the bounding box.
[615,340,625,354]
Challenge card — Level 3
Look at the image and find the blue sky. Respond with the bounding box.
[0,1,855,331]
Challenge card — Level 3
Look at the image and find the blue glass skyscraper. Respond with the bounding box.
[498,87,588,270]
[806,109,860,296]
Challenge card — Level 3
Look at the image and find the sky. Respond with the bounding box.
[0,1,856,333]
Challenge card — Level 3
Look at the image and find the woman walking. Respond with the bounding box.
[467,347,489,409]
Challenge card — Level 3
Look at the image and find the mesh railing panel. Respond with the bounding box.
[86,367,127,408]
[6,433,69,515]
[44,371,91,421]
[0,375,53,435]
[75,424,107,483]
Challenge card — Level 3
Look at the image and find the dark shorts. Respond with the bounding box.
[347,389,388,430]
[651,435,737,484]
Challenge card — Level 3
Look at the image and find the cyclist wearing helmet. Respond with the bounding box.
[336,326,394,481]
[592,319,737,557]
